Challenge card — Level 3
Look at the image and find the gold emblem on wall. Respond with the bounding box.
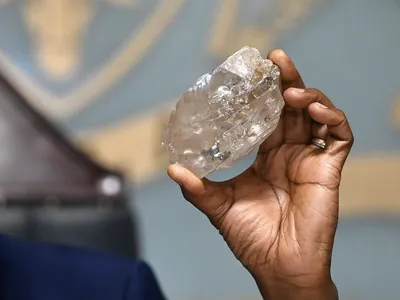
[3,0,139,80]
[0,0,186,119]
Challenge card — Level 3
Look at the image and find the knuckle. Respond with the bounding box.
[307,87,322,94]
[307,88,336,108]
[333,109,348,126]
[336,109,351,127]
[306,88,324,102]
[335,109,346,119]
[335,108,355,145]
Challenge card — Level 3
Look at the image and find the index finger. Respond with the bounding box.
[267,49,305,91]
[266,49,309,144]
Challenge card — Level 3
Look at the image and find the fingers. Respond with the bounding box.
[308,102,354,150]
[284,88,354,159]
[284,87,335,109]
[167,164,232,226]
[267,49,310,144]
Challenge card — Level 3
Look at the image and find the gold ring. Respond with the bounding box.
[311,138,326,149]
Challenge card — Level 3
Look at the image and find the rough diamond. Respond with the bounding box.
[161,46,285,178]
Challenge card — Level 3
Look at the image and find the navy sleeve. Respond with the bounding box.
[125,261,166,300]
[0,234,166,300]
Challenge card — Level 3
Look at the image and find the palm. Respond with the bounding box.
[216,142,340,282]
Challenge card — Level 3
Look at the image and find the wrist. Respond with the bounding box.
[254,276,338,300]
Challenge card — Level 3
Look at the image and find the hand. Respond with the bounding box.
[168,50,354,300]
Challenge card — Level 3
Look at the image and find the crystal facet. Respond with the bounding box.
[162,46,285,178]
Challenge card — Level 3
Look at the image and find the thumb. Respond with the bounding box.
[167,164,232,226]
[167,164,207,197]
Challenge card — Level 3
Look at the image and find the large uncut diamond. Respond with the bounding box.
[162,46,284,178]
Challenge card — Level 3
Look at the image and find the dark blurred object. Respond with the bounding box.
[0,72,138,257]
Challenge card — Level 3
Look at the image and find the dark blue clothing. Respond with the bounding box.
[0,235,166,300]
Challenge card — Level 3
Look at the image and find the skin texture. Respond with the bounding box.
[168,50,354,300]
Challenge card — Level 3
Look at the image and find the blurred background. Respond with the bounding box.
[0,0,399,299]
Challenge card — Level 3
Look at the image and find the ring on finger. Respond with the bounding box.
[311,138,326,150]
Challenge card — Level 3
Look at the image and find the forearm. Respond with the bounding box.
[255,278,339,300]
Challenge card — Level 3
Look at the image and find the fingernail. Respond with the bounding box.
[290,88,305,93]
[316,102,328,109]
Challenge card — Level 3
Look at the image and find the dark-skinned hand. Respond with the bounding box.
[168,50,354,300]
